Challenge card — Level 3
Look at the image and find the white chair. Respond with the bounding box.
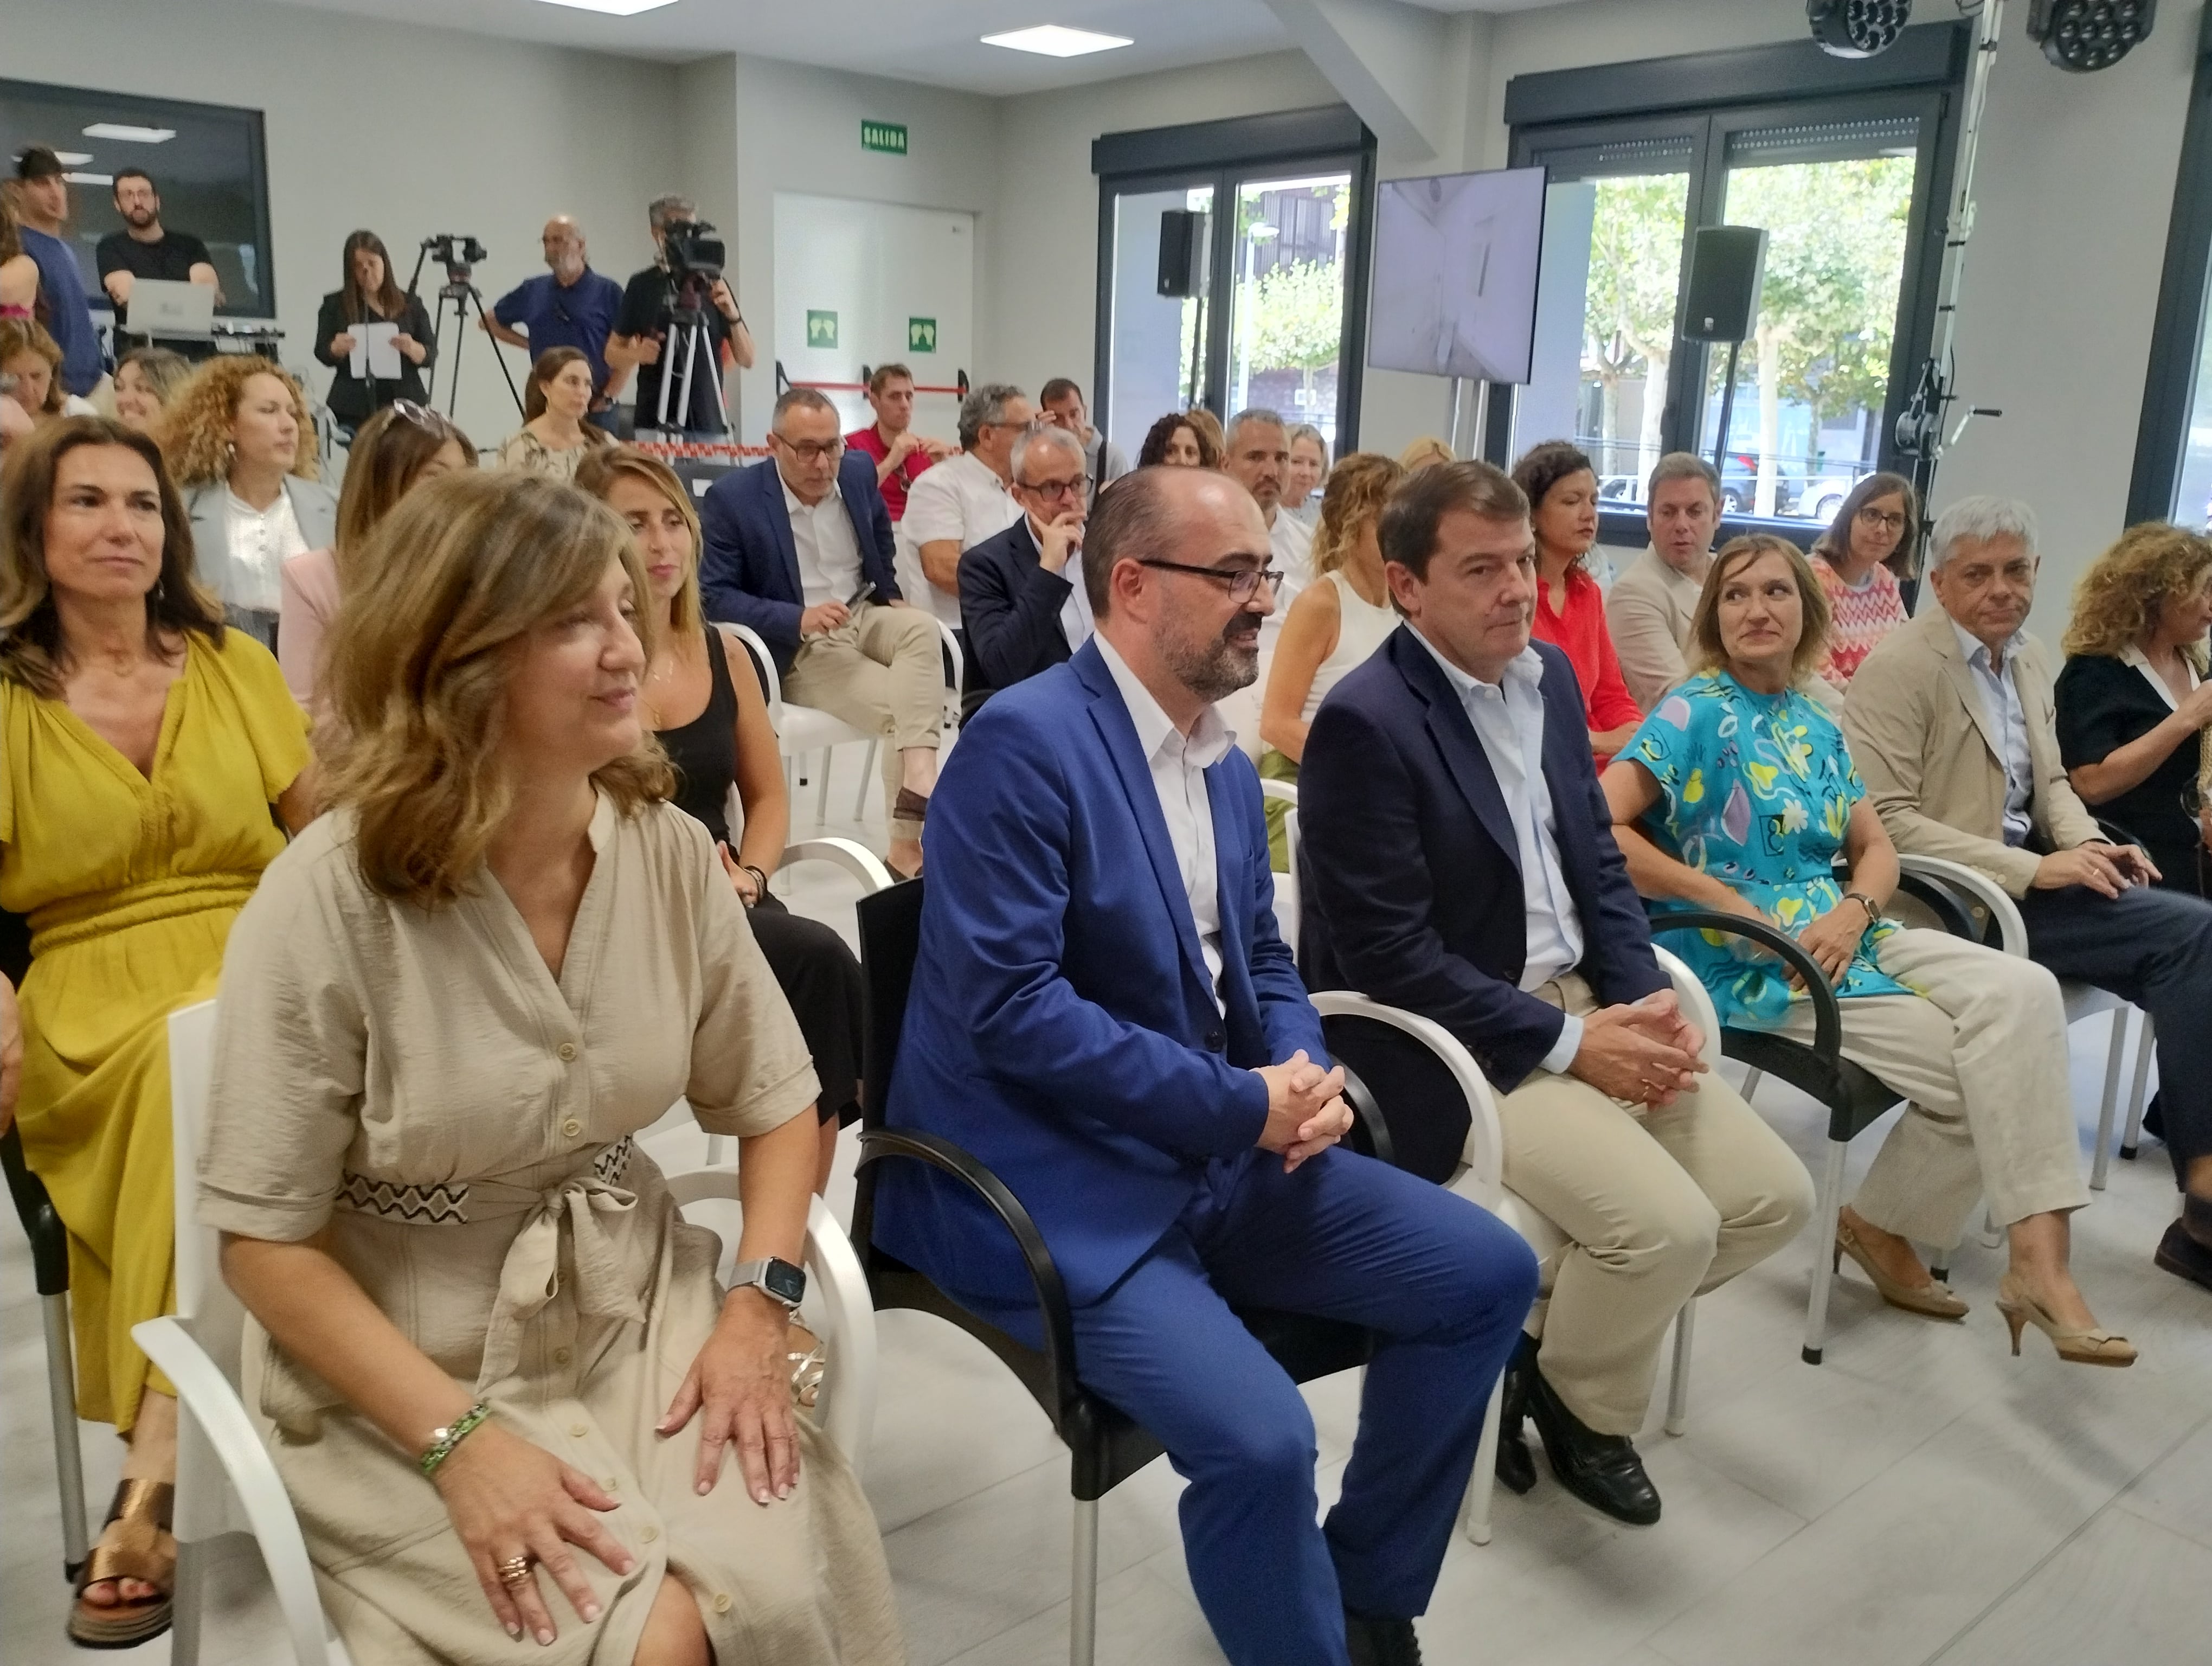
[1257,778,1301,956]
[1893,853,2153,1190]
[1311,942,1716,1548]
[138,999,880,1666]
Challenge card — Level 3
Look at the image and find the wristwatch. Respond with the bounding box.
[731,1256,807,1312]
[1842,890,1882,926]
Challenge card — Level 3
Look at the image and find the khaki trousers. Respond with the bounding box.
[782,604,943,834]
[1494,975,1815,1435]
[1774,926,2089,1248]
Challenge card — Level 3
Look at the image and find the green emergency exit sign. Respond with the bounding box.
[806,310,838,349]
[908,317,937,353]
[861,120,908,155]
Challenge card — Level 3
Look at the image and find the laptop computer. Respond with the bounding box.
[128,278,216,339]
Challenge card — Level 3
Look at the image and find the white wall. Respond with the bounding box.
[0,0,678,450]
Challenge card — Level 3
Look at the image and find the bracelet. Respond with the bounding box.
[419,1401,492,1478]
[742,864,769,905]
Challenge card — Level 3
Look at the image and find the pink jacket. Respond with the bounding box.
[278,546,340,720]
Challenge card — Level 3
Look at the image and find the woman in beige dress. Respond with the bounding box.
[199,471,903,1665]
[496,347,611,481]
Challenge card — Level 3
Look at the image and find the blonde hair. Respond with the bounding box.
[158,355,319,487]
[572,446,704,639]
[317,471,671,905]
[1688,533,1832,683]
[1310,452,1403,578]
[0,317,65,414]
[332,402,475,592]
[1398,435,1455,473]
[2062,521,2212,675]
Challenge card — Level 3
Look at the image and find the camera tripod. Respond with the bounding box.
[402,244,524,421]
[646,275,731,436]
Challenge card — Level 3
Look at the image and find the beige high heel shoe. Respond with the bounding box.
[1835,1216,1969,1319]
[1995,1274,2137,1367]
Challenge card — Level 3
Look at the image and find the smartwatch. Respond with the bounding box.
[731,1256,807,1312]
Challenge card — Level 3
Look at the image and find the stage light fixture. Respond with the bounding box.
[1806,1,1913,58]
[2027,0,2156,72]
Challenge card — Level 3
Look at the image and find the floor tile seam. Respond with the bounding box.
[873,1446,1072,1540]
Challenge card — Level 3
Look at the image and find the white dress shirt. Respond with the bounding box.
[1950,617,2036,847]
[1412,629,1588,1072]
[2121,639,2200,710]
[222,485,308,614]
[781,477,865,610]
[901,451,1020,629]
[1025,512,1095,652]
[1095,634,1233,1013]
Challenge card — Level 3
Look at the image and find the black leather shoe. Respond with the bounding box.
[2155,1217,2212,1293]
[1525,1367,1661,1527]
[1345,1610,1423,1666]
[2182,1192,2212,1252]
[1495,1332,1538,1495]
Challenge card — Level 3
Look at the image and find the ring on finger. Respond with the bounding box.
[497,1555,536,1588]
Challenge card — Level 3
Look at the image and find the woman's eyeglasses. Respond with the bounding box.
[1136,559,1284,603]
[1856,505,1909,534]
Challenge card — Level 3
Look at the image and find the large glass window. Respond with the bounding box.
[1226,173,1352,450]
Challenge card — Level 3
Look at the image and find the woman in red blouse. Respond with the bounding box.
[1513,440,1643,762]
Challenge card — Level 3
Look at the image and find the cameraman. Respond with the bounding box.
[605,194,753,437]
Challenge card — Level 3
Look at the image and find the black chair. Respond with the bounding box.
[846,879,1398,1666]
[2,906,91,1579]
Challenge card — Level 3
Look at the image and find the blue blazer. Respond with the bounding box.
[874,640,1324,1310]
[697,454,900,674]
[1298,626,1668,1093]
[958,516,1076,695]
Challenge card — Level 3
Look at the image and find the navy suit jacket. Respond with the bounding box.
[958,516,1077,695]
[1299,625,1667,1095]
[874,639,1324,1310]
[697,453,900,674]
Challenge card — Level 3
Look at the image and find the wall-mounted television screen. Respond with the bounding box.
[1369,165,1546,385]
[1,78,275,319]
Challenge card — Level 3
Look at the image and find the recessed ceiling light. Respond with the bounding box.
[530,0,679,14]
[82,123,175,143]
[981,24,1133,57]
[64,172,114,187]
[53,151,93,165]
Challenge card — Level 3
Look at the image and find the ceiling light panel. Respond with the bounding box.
[81,123,175,143]
[531,0,679,15]
[981,24,1134,58]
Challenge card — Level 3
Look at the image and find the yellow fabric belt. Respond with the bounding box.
[28,873,263,958]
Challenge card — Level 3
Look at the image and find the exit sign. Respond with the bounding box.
[861,120,908,155]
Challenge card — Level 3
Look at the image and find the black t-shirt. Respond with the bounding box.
[95,229,213,329]
[615,265,731,435]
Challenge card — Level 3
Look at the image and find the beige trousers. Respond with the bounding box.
[1495,975,1816,1435]
[782,604,943,834]
[1774,926,2089,1248]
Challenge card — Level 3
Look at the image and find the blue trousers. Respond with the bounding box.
[2020,880,2212,1175]
[976,1148,1536,1666]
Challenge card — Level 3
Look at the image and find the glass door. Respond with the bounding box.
[1224,172,1354,452]
[1104,182,1215,463]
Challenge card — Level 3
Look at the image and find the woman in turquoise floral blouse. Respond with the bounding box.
[1599,535,2130,1368]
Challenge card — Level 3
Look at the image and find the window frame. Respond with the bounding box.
[1495,25,1968,552]
[2126,5,2212,527]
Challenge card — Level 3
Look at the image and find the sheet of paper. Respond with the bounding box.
[360,321,403,380]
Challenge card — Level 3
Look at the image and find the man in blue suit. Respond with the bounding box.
[1298,460,1812,1528]
[876,465,1537,1666]
[957,423,1093,697]
[700,387,943,874]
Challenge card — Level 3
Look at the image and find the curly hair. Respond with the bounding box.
[317,470,671,906]
[1310,452,1403,578]
[2062,521,2212,674]
[1136,411,1221,470]
[0,316,65,414]
[1688,533,1832,683]
[157,355,318,488]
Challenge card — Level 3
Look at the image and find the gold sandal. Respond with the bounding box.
[1835,1217,1969,1319]
[1996,1275,2137,1368]
[68,1479,176,1650]
[787,1322,826,1409]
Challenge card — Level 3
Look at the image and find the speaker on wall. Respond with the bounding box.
[1158,208,1205,298]
[1681,226,1769,344]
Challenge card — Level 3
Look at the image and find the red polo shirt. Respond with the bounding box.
[845,424,936,521]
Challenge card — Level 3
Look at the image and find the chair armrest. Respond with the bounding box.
[1889,871,1978,942]
[2,1126,71,1296]
[853,1129,1083,1426]
[131,1317,339,1666]
[1649,946,1722,1070]
[1308,991,1505,1209]
[1257,779,1299,808]
[931,615,964,697]
[1893,852,2017,949]
[1650,911,1844,1068]
[777,838,896,893]
[721,621,782,714]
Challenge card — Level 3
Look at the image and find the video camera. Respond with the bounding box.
[661,218,725,292]
[421,233,488,285]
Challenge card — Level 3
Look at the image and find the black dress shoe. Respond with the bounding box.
[1525,1367,1662,1527]
[2155,1217,2212,1293]
[1345,1610,1423,1666]
[1495,1332,1538,1495]
[2182,1192,2212,1252]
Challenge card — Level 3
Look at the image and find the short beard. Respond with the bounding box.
[1164,613,1261,704]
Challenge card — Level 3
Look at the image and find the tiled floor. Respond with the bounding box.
[4,744,2207,1666]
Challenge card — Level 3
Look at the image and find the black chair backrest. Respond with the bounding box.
[856,879,924,1132]
[729,631,775,706]
[0,907,29,990]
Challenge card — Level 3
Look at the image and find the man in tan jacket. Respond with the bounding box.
[1842,496,2212,1293]
[1606,453,1719,712]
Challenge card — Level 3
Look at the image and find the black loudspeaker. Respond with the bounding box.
[1158,209,1204,298]
[1680,226,1769,343]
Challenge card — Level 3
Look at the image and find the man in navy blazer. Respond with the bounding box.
[698,387,944,873]
[957,424,1092,696]
[1298,460,1812,1529]
[877,466,1536,1666]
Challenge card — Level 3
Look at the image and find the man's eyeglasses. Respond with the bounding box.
[777,438,846,464]
[1019,475,1092,503]
[1136,559,1283,603]
[1856,505,1910,534]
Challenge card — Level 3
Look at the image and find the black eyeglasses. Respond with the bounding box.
[1137,559,1283,602]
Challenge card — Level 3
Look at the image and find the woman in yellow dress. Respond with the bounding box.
[0,415,313,1647]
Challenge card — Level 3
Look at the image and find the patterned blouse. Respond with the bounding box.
[1623,670,1908,1029]
[1812,556,1908,690]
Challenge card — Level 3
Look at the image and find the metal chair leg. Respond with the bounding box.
[1462,1377,1503,1546]
[2090,1008,2129,1190]
[1069,1496,1099,1666]
[1664,1300,1695,1437]
[1803,1139,1848,1364]
[170,1538,208,1666]
[814,750,833,823]
[855,740,879,822]
[44,1291,89,1579]
[1739,1067,1764,1103]
[2122,1015,2155,1159]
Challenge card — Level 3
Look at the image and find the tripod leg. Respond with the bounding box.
[464,285,525,416]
